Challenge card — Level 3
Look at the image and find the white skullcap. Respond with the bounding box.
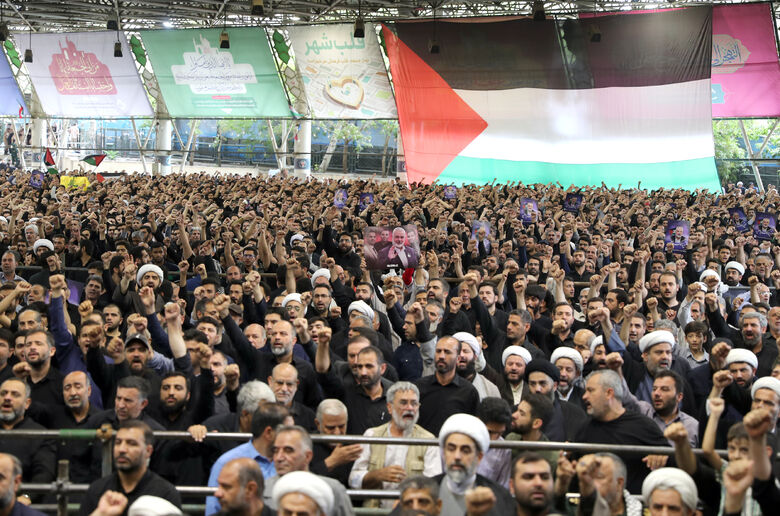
[136,263,164,284]
[751,376,780,400]
[638,330,676,353]
[642,468,698,511]
[439,413,490,453]
[289,233,304,247]
[128,496,182,516]
[282,293,302,308]
[589,335,604,355]
[724,349,758,370]
[311,268,331,286]
[551,347,584,372]
[32,238,54,253]
[699,269,720,282]
[502,345,532,367]
[348,300,374,320]
[272,471,334,515]
[725,261,745,275]
[453,332,486,372]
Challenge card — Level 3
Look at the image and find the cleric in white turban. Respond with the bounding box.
[271,471,334,515]
[642,467,698,516]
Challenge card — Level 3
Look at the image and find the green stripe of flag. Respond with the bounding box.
[439,156,720,191]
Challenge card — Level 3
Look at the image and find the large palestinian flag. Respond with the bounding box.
[383,7,719,189]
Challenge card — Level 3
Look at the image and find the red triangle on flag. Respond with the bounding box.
[96,173,105,183]
[382,25,487,184]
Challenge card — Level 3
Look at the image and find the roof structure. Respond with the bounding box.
[0,0,777,31]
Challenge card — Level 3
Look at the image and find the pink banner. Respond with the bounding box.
[712,3,780,117]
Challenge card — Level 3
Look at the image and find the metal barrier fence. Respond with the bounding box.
[2,427,735,516]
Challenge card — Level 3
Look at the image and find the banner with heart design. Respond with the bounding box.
[289,24,396,119]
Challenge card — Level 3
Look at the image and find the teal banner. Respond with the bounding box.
[140,28,291,118]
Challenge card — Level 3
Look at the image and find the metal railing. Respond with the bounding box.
[2,426,737,516]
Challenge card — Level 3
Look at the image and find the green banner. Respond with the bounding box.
[140,28,291,118]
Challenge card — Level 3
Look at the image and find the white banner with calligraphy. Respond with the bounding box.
[288,24,397,119]
[15,31,152,117]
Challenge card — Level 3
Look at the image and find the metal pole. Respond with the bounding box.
[56,460,69,516]
[180,120,199,174]
[739,120,765,192]
[129,117,148,174]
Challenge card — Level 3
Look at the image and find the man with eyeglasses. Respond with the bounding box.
[348,382,441,508]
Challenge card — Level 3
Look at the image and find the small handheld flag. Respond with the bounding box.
[82,154,106,167]
[44,148,55,167]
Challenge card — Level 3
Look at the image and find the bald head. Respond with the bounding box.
[63,371,91,411]
[269,363,299,406]
[215,457,265,514]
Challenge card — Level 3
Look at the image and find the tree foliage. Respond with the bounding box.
[713,119,780,183]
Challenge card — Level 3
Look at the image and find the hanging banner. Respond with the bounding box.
[711,3,780,117]
[288,24,397,119]
[0,43,27,117]
[15,31,152,117]
[383,7,718,189]
[140,28,291,118]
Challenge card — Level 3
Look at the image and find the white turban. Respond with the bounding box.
[724,349,758,371]
[642,468,698,511]
[638,330,676,353]
[502,345,532,367]
[439,413,490,453]
[0,216,7,225]
[589,335,604,355]
[290,233,304,247]
[699,269,720,282]
[551,347,584,372]
[128,496,182,516]
[751,376,780,400]
[136,264,164,285]
[32,238,54,253]
[348,300,374,321]
[725,261,745,275]
[453,332,485,372]
[272,471,334,515]
[282,293,302,308]
[311,268,331,287]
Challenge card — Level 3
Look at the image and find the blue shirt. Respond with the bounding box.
[205,440,275,515]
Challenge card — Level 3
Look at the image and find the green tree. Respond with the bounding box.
[713,119,780,184]
[365,119,399,176]
[313,120,372,173]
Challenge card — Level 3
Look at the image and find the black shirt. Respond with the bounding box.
[319,371,392,435]
[575,409,672,493]
[79,469,181,516]
[27,365,65,410]
[414,374,480,434]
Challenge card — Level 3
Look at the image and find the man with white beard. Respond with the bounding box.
[432,413,516,515]
[348,382,440,508]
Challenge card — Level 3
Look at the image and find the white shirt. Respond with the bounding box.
[349,424,442,508]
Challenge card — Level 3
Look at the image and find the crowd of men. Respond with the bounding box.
[0,171,780,516]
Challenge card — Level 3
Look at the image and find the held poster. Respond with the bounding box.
[16,31,152,117]
[140,27,291,118]
[289,24,397,119]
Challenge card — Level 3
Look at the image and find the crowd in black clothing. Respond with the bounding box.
[0,171,779,516]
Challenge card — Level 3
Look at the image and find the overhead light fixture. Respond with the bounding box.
[251,0,264,16]
[428,39,440,54]
[114,41,123,57]
[24,48,32,63]
[0,23,8,42]
[353,17,365,38]
[163,21,174,28]
[107,19,118,30]
[588,25,601,43]
[220,30,230,49]
[533,1,546,22]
